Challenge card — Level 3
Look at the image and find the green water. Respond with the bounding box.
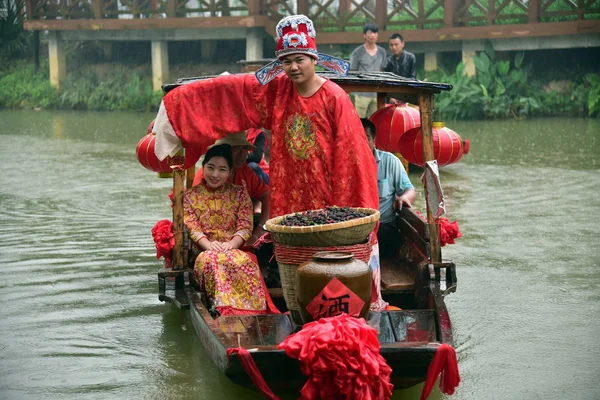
[0,110,598,399]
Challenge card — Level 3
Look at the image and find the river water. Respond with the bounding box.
[0,110,598,400]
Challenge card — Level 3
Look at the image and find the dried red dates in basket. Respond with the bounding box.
[278,207,370,227]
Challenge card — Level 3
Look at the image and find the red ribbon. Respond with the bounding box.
[226,347,280,400]
[420,343,461,400]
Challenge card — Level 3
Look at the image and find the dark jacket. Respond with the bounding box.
[384,51,417,79]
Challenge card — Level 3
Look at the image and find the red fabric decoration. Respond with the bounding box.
[151,219,174,264]
[420,344,461,400]
[168,189,174,208]
[158,73,379,219]
[414,211,462,247]
[305,277,365,320]
[278,314,394,400]
[226,347,280,400]
[438,217,462,247]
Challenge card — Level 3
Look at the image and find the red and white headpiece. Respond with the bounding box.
[275,15,318,59]
[255,14,350,85]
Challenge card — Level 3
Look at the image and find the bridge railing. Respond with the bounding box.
[24,0,600,29]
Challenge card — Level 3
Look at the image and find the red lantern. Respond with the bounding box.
[136,132,172,175]
[398,122,470,167]
[136,120,202,177]
[369,103,421,153]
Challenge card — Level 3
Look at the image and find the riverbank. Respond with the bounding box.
[0,56,598,119]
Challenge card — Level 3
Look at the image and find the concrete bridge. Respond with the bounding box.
[22,0,600,90]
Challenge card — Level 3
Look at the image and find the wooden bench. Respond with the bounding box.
[378,208,430,290]
[380,257,416,290]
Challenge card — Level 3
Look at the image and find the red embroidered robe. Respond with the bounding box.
[157,73,378,217]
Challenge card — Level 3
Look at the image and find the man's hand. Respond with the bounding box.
[393,189,417,211]
[394,194,413,211]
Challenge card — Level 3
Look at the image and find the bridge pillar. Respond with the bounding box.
[246,28,264,61]
[462,49,476,77]
[48,32,66,90]
[424,52,439,72]
[102,42,112,61]
[200,41,217,61]
[151,40,169,92]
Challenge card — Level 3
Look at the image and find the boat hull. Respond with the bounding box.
[182,283,453,394]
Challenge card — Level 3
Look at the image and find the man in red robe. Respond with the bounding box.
[153,14,386,309]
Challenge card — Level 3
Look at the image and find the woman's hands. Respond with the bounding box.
[212,241,234,251]
[199,236,244,252]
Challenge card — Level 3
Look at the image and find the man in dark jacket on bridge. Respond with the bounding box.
[384,33,416,79]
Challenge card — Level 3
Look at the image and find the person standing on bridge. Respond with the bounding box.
[350,23,388,118]
[384,33,417,79]
[152,14,386,310]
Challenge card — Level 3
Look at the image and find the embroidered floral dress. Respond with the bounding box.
[184,181,275,316]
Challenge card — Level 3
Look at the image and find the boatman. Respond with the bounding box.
[152,14,386,310]
[362,118,416,259]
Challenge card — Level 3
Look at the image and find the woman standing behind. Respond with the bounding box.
[183,144,278,316]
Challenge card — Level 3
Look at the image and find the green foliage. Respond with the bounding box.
[423,43,598,120]
[584,73,600,117]
[59,67,160,112]
[0,0,31,62]
[0,62,162,112]
[428,64,485,120]
[474,45,541,119]
[0,61,57,108]
[0,52,597,119]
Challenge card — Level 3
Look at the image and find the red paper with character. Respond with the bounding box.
[305,278,366,320]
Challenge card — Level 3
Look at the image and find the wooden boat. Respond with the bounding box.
[156,70,458,394]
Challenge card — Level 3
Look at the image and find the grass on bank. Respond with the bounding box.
[0,60,163,112]
[0,57,599,120]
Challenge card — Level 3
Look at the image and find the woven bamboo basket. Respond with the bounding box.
[274,242,373,325]
[265,207,380,247]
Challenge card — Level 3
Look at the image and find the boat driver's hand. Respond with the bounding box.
[394,195,412,211]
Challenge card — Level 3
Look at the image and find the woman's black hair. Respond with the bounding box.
[202,144,233,169]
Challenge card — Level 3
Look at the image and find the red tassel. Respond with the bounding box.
[226,347,280,400]
[420,344,461,400]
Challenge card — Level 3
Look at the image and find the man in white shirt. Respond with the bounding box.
[350,23,387,118]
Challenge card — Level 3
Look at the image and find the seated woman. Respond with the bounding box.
[183,144,278,316]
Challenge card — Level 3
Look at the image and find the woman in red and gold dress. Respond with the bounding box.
[183,144,278,316]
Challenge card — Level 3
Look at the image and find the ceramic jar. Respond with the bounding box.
[296,251,371,324]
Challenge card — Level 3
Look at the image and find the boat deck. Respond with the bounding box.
[213,309,437,348]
